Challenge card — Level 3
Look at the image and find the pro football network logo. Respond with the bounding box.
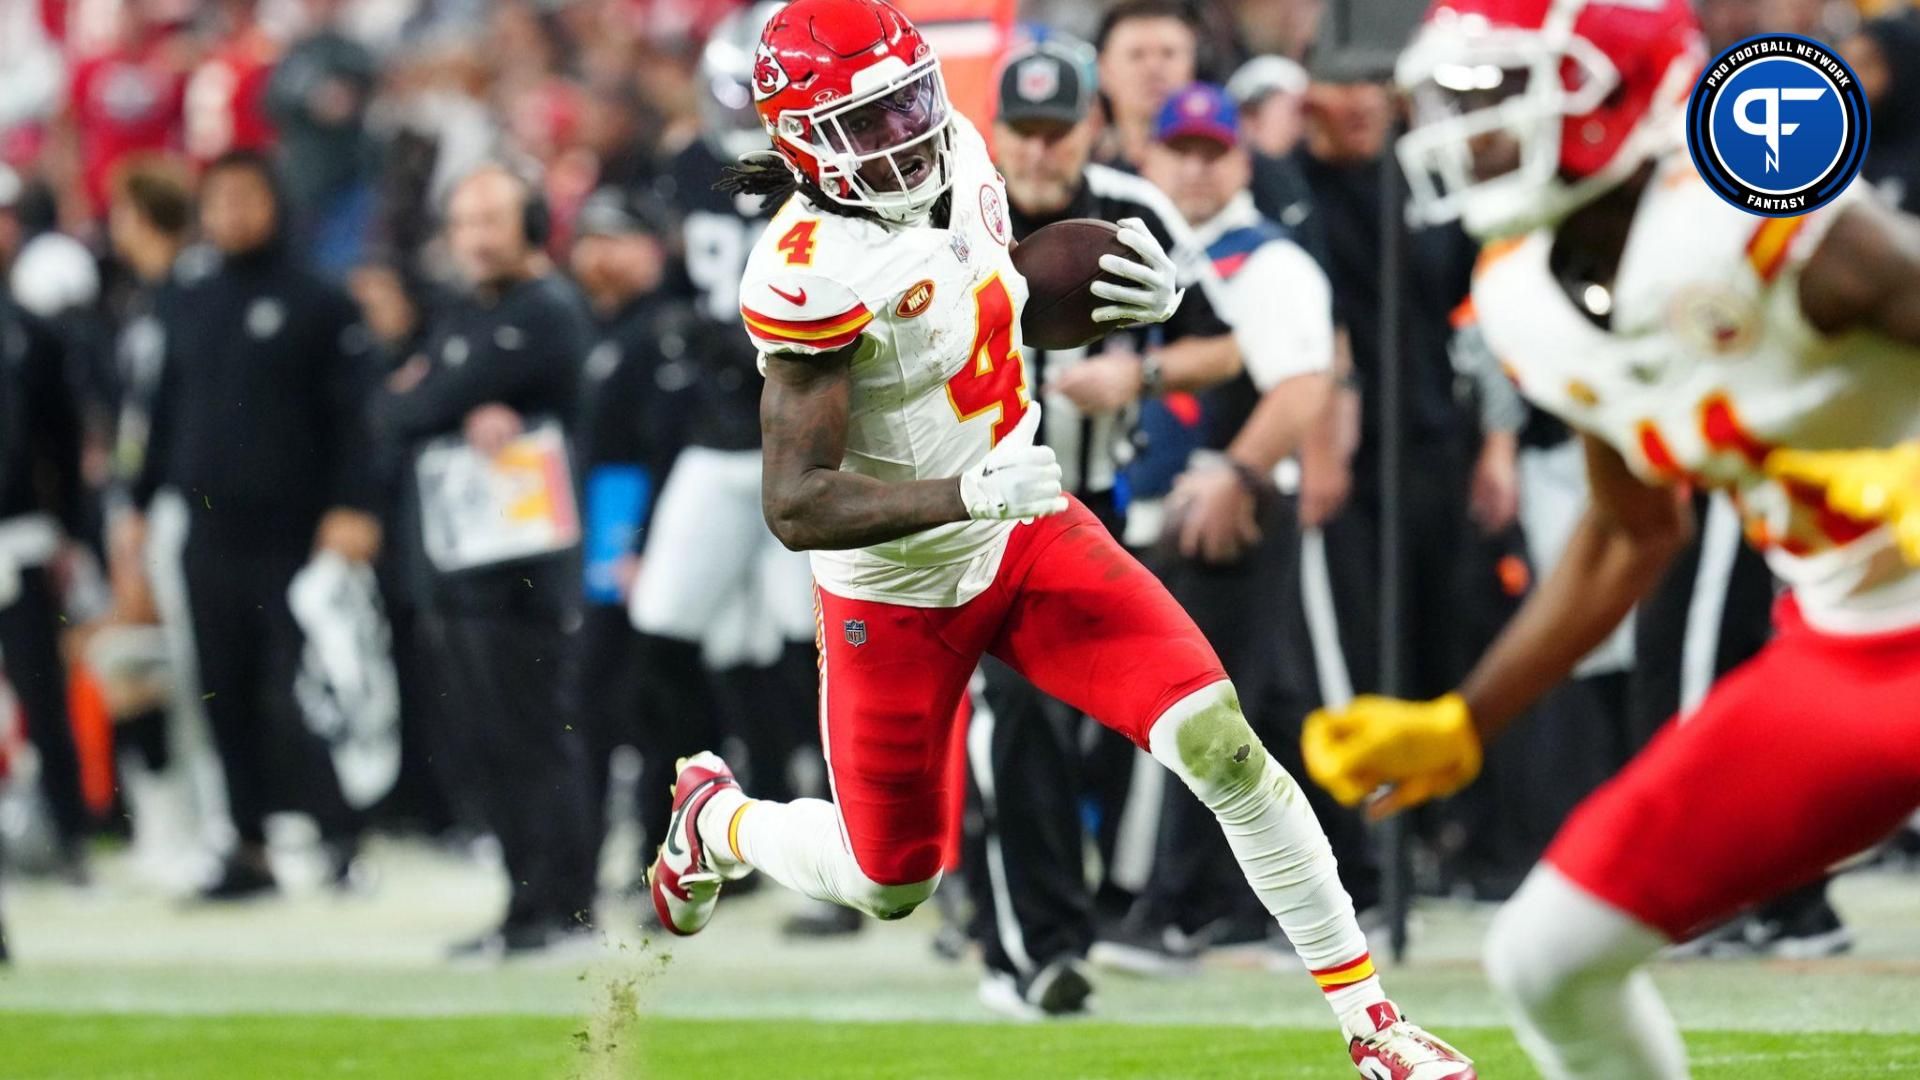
[1686,34,1869,217]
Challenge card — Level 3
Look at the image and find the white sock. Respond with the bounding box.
[695,787,749,869]
[1147,681,1384,1020]
[1485,865,1686,1080]
[1324,974,1389,1019]
[697,790,939,921]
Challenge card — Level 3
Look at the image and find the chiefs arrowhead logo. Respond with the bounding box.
[1668,285,1758,358]
[978,185,1009,245]
[894,279,935,318]
[752,43,791,101]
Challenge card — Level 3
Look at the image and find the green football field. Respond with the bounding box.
[6,1015,1920,1079]
[3,838,1917,1078]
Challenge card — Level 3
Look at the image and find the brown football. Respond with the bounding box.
[1012,218,1131,350]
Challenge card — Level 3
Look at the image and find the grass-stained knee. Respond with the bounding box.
[1164,682,1269,793]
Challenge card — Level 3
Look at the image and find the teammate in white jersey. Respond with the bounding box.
[1302,0,1920,1077]
[645,2,1476,1075]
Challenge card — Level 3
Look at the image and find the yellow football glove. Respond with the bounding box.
[1301,692,1482,819]
[1765,443,1920,565]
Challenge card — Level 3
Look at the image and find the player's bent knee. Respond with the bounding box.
[1486,881,1613,1017]
[1485,896,1563,1013]
[1148,680,1270,797]
[1488,865,1666,1017]
[846,871,941,921]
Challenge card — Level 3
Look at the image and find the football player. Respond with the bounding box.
[646,1,1476,1075]
[1303,1,1920,1077]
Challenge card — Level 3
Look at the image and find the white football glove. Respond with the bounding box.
[1091,217,1186,326]
[960,405,1068,521]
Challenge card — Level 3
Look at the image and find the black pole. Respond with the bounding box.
[1375,129,1412,964]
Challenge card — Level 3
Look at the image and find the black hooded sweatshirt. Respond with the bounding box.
[0,292,81,530]
[134,239,376,545]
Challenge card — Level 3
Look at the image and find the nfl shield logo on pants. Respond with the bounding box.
[843,619,868,647]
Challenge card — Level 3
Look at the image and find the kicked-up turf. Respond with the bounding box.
[2,1013,1917,1079]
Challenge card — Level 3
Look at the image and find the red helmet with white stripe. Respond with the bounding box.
[1395,0,1705,237]
[751,0,954,223]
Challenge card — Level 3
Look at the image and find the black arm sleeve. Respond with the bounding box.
[129,303,179,510]
[318,290,378,512]
[23,314,84,533]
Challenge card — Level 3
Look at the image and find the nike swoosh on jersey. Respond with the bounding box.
[769,284,808,305]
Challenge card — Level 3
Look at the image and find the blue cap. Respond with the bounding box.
[1154,83,1239,149]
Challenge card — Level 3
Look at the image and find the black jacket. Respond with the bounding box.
[373,273,590,617]
[265,31,378,209]
[578,292,703,490]
[135,244,374,543]
[0,292,81,530]
[1298,150,1478,477]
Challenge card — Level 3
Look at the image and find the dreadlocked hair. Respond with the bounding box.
[715,151,951,224]
[717,153,864,219]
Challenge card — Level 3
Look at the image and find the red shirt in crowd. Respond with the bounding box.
[185,25,278,164]
[68,34,187,215]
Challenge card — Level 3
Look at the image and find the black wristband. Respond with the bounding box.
[1227,459,1269,494]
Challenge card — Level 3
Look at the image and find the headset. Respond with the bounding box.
[520,178,551,248]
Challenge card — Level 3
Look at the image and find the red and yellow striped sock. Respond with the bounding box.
[1311,952,1376,992]
[1311,952,1388,1016]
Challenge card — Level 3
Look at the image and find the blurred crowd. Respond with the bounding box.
[1,0,1918,981]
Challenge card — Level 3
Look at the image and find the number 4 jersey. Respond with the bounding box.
[739,114,1031,608]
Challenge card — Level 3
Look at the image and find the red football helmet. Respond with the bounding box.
[1395,0,1706,237]
[751,0,954,222]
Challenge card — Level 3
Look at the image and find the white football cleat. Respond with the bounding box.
[1341,1001,1477,1080]
[647,752,747,936]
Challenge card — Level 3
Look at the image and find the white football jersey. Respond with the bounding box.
[739,114,1031,607]
[1474,156,1920,634]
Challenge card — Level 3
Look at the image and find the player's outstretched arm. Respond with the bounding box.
[1456,435,1692,738]
[1798,195,1920,345]
[1303,435,1690,816]
[760,345,971,551]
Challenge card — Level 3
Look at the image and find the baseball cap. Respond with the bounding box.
[1154,83,1239,149]
[1227,55,1308,107]
[1306,47,1398,86]
[996,37,1097,125]
[574,186,672,240]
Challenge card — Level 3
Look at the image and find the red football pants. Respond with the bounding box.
[1548,595,1920,940]
[813,497,1227,887]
